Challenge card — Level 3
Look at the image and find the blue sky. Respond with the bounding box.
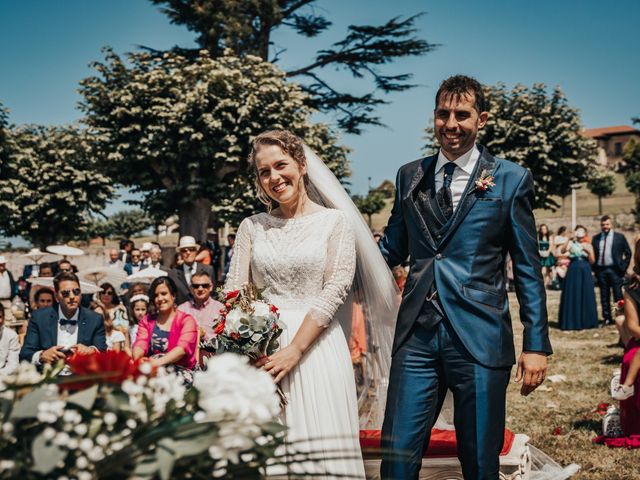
[1,0,638,235]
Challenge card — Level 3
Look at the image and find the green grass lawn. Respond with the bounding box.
[507,290,640,479]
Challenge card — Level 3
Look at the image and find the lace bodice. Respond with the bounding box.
[225,209,356,326]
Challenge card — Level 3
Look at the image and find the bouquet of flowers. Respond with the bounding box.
[214,283,283,361]
[0,352,285,479]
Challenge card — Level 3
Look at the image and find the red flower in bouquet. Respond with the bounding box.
[617,299,625,309]
[61,350,149,390]
[214,320,226,335]
[225,290,240,301]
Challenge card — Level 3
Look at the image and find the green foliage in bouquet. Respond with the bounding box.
[0,352,285,479]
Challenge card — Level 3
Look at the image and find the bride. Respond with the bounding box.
[224,130,398,478]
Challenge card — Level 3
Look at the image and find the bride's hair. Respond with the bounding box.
[248,130,310,210]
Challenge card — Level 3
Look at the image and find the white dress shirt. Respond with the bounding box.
[598,230,615,266]
[32,306,80,365]
[0,326,19,375]
[435,145,481,211]
[183,262,198,286]
[0,271,12,300]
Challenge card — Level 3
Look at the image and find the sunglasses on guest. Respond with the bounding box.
[182,247,198,253]
[60,288,82,298]
[101,290,115,296]
[191,283,212,290]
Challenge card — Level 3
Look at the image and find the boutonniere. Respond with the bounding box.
[473,170,495,192]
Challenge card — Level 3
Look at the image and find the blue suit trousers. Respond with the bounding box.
[380,306,511,480]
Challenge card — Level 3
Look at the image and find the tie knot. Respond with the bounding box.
[443,162,456,188]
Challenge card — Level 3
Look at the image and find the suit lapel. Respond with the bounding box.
[76,308,90,346]
[404,155,437,249]
[47,309,59,346]
[439,146,498,247]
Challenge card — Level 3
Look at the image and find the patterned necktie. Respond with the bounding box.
[437,162,457,219]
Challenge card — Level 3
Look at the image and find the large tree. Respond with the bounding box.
[149,0,436,134]
[106,209,155,239]
[80,50,350,239]
[424,83,597,210]
[0,125,113,248]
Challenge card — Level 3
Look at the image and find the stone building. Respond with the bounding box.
[584,125,640,170]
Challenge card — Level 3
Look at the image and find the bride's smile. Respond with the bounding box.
[254,143,308,214]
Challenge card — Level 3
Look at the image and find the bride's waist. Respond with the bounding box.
[263,295,313,311]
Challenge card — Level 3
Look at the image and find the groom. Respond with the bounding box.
[379,75,552,479]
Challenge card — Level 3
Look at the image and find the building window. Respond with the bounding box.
[614,142,623,156]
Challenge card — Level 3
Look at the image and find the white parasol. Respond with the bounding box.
[21,248,47,263]
[28,277,103,295]
[46,245,85,258]
[78,267,128,289]
[126,267,168,284]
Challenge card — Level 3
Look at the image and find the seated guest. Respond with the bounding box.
[21,287,56,345]
[169,236,213,305]
[177,272,223,363]
[132,277,197,381]
[38,263,54,278]
[19,272,107,365]
[124,249,144,276]
[597,238,640,447]
[0,255,17,323]
[34,287,55,310]
[127,294,149,349]
[107,248,123,268]
[98,282,129,330]
[57,260,76,274]
[141,245,168,272]
[0,306,19,376]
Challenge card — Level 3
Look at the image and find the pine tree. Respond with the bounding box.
[149,0,436,134]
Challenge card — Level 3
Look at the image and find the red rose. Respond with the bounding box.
[225,302,232,309]
[61,350,146,391]
[225,290,240,301]
[270,304,279,313]
[230,332,241,340]
[214,321,226,335]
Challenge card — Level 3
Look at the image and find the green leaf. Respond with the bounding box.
[32,432,67,474]
[9,386,50,419]
[67,384,98,410]
[156,432,219,480]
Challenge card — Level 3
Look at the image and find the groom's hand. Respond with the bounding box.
[515,351,547,396]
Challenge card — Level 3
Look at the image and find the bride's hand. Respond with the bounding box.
[263,345,303,384]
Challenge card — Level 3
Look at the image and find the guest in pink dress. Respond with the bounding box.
[132,277,198,382]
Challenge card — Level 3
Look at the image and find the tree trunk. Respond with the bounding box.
[179,198,213,243]
[598,196,602,216]
[367,213,373,229]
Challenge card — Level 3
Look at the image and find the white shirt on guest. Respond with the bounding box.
[183,262,198,286]
[31,306,80,365]
[435,145,481,211]
[0,271,12,299]
[0,326,19,376]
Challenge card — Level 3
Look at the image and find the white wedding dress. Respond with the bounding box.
[225,208,365,479]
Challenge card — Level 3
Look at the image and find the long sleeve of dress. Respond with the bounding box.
[224,217,254,291]
[307,212,356,327]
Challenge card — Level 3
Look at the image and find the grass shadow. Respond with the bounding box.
[601,354,623,365]
[573,418,602,433]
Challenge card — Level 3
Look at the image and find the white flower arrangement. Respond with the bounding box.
[0,351,285,479]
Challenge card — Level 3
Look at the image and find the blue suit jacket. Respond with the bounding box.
[380,146,552,368]
[592,231,632,276]
[19,306,107,363]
